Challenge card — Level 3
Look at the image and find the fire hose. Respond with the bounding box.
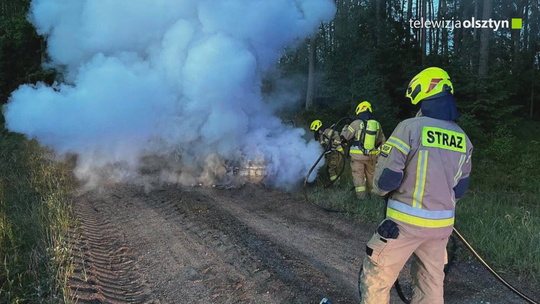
[452,228,538,304]
[303,134,348,213]
[303,117,352,213]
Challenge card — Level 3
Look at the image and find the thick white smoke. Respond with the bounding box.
[4,0,335,188]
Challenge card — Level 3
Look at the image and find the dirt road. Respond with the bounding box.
[68,183,535,304]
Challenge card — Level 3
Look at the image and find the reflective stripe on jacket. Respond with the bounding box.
[373,116,473,235]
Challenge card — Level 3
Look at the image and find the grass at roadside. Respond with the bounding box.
[0,131,75,303]
[456,191,540,283]
[306,182,386,223]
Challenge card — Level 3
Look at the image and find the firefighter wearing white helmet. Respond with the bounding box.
[359,67,473,304]
[340,101,386,199]
[310,120,344,182]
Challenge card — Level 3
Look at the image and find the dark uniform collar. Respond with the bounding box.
[358,111,373,122]
[420,91,459,121]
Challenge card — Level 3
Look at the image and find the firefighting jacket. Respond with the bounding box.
[319,128,344,153]
[373,116,473,236]
[340,119,385,159]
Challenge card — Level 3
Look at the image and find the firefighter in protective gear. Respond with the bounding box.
[359,67,473,304]
[340,101,385,199]
[310,120,344,182]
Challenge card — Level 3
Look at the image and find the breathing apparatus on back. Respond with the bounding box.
[351,101,380,154]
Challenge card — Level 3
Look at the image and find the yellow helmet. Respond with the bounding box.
[310,119,323,131]
[406,67,454,105]
[356,101,372,115]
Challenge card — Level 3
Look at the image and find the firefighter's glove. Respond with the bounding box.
[377,220,399,239]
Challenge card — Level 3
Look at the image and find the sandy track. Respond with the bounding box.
[68,183,535,304]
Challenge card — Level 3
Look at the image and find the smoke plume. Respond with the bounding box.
[4,0,335,189]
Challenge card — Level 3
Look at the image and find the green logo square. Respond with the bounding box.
[512,18,522,29]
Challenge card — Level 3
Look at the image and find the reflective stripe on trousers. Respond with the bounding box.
[386,199,455,228]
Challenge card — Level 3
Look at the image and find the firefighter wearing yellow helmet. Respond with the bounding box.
[359,67,473,304]
[340,101,386,199]
[310,119,344,182]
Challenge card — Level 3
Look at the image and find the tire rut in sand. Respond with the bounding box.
[135,187,301,303]
[89,184,343,303]
[142,186,343,303]
[69,195,157,304]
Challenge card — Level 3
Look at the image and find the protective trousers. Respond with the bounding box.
[350,155,377,199]
[326,150,344,182]
[359,223,449,304]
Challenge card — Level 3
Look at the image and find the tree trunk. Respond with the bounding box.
[401,0,406,22]
[531,66,535,118]
[421,0,427,66]
[416,0,420,44]
[454,0,462,57]
[376,0,381,46]
[473,0,479,42]
[478,0,492,78]
[330,21,334,53]
[513,0,525,72]
[442,0,448,62]
[406,0,413,46]
[530,0,539,118]
[305,36,316,110]
[524,0,530,51]
[428,0,433,55]
[435,0,442,55]
[320,23,326,59]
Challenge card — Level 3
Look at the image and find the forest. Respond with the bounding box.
[1,0,539,302]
